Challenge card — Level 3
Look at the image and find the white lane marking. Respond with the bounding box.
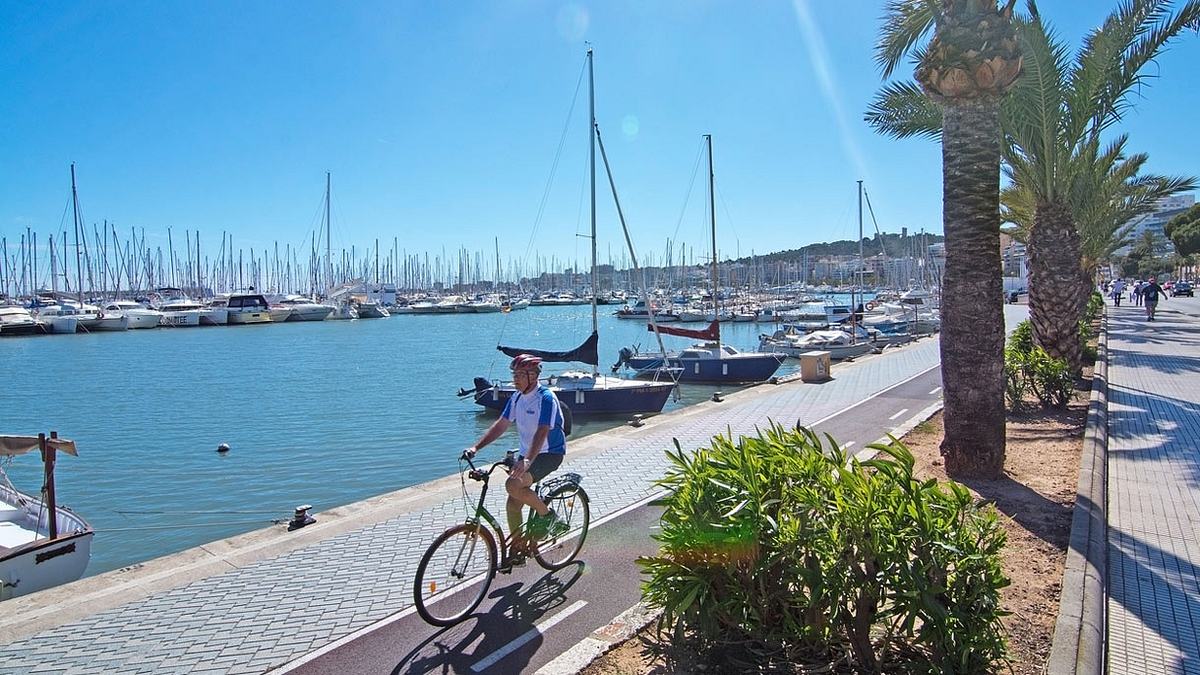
[471,600,588,672]
[805,363,940,429]
[839,441,856,450]
[888,408,909,421]
[928,386,942,396]
[270,489,667,674]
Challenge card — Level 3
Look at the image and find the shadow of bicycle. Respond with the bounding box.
[392,562,586,674]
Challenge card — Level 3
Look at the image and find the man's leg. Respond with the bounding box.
[506,472,549,552]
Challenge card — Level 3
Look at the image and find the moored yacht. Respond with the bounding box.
[225,293,272,325]
[32,304,79,334]
[0,306,44,336]
[276,296,334,322]
[102,301,162,330]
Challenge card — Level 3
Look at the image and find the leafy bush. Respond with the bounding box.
[1009,320,1034,353]
[639,425,1009,673]
[1004,347,1029,409]
[1084,292,1104,323]
[1025,348,1075,408]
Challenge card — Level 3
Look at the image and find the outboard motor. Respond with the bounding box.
[611,346,634,373]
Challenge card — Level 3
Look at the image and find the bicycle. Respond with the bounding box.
[413,450,591,626]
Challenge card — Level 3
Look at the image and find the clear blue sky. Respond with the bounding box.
[2,1,1196,274]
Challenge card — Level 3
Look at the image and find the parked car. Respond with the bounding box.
[1172,281,1193,297]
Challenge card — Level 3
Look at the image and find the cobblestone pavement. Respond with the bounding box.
[1105,298,1200,675]
[0,307,1027,674]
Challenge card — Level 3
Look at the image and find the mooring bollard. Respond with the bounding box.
[288,504,316,531]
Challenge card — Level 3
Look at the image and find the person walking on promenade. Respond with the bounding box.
[1112,278,1126,306]
[1132,280,1144,306]
[464,354,568,564]
[1141,276,1168,321]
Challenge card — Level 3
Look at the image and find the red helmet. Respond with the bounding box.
[510,354,543,372]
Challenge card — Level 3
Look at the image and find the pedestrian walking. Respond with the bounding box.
[1141,276,1168,321]
[1133,280,1143,306]
[1112,279,1126,306]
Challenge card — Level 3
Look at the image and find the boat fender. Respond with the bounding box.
[217,442,230,453]
[866,301,878,311]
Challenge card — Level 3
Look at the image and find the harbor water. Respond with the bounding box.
[0,301,877,577]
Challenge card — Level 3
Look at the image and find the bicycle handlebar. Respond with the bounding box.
[463,450,516,482]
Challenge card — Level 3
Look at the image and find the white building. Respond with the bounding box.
[1115,194,1195,256]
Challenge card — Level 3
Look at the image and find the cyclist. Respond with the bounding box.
[464,353,568,564]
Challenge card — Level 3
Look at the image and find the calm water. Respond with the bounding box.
[2,301,856,576]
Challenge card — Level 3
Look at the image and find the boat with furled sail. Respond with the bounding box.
[1,433,93,600]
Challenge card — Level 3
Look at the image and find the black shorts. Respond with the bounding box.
[522,453,564,482]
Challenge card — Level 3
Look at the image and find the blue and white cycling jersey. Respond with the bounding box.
[501,385,567,456]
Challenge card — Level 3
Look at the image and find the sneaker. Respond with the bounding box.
[544,510,570,538]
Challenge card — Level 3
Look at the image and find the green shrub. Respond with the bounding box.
[1025,348,1075,408]
[1004,347,1029,409]
[1009,320,1034,354]
[1084,291,1104,323]
[639,425,1010,673]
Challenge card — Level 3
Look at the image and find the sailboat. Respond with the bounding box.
[466,49,675,416]
[614,135,785,384]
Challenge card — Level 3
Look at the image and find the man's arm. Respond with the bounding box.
[467,417,511,456]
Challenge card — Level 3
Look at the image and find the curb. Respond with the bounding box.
[533,602,662,675]
[1047,308,1107,675]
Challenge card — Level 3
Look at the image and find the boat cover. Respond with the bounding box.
[647,320,720,341]
[0,436,78,457]
[497,331,599,366]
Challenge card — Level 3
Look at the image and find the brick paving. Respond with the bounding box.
[0,307,1027,674]
[1105,298,1200,675]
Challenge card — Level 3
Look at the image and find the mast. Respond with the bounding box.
[70,163,84,305]
[325,172,332,293]
[706,134,720,350]
[588,47,599,361]
[855,179,863,340]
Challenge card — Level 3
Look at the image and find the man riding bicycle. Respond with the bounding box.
[464,354,568,564]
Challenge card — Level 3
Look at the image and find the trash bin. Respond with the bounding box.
[799,351,831,383]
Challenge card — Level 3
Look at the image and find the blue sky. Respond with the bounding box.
[2,1,1197,275]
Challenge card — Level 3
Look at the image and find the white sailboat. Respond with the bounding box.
[0,434,93,601]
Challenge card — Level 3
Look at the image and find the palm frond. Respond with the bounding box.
[875,0,939,79]
[865,81,944,140]
[1003,13,1071,199]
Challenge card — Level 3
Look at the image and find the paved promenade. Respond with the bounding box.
[0,307,1027,674]
[1106,297,1200,675]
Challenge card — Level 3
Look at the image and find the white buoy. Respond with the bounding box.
[217,443,230,453]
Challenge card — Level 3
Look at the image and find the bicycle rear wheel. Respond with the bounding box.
[414,523,497,626]
[534,485,590,570]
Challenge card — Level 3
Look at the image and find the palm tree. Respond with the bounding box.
[871,1,1200,374]
[875,0,1023,478]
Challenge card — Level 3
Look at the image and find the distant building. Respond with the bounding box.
[1114,194,1195,257]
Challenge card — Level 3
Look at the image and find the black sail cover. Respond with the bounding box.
[497,331,599,366]
[647,320,720,341]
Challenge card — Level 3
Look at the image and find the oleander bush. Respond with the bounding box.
[1006,320,1079,409]
[639,424,1009,673]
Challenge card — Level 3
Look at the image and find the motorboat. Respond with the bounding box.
[354,301,390,319]
[102,301,162,330]
[268,306,294,323]
[156,297,204,327]
[464,296,503,313]
[0,434,93,601]
[619,339,787,383]
[224,293,272,325]
[759,327,874,360]
[276,296,333,322]
[325,301,358,320]
[32,304,79,334]
[0,306,44,337]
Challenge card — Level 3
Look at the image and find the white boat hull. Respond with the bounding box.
[268,307,294,323]
[40,316,78,334]
[124,311,162,330]
[92,315,129,331]
[227,309,271,325]
[160,310,202,327]
[0,485,93,601]
[284,305,333,322]
[199,308,228,325]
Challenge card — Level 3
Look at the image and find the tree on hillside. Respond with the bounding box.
[868,0,1200,375]
[1165,204,1200,257]
[874,0,1023,478]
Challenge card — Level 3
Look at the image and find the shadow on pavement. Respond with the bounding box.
[392,562,586,674]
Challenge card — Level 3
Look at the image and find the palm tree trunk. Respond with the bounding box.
[939,100,1006,479]
[1028,199,1085,372]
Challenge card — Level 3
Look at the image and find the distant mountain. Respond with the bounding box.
[729,232,945,264]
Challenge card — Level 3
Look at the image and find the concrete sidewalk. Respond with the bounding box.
[0,307,1027,674]
[1104,297,1200,675]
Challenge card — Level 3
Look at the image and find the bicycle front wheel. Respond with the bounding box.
[535,485,590,570]
[414,523,497,626]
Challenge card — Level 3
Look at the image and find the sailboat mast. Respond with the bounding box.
[706,134,719,350]
[588,48,599,347]
[856,179,863,338]
[70,163,84,305]
[325,172,332,292]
